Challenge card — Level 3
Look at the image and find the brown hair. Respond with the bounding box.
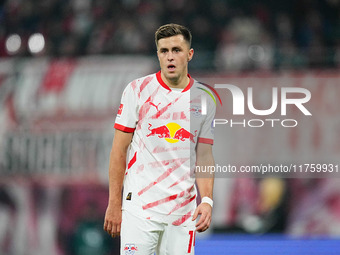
[155,24,192,48]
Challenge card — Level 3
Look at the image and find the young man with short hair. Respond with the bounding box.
[104,23,216,255]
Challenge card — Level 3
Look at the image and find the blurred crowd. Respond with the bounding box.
[1,0,340,70]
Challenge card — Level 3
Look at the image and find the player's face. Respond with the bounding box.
[157,35,194,87]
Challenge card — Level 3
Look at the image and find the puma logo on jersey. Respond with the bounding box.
[149,102,161,111]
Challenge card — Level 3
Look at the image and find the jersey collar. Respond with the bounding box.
[156,71,193,93]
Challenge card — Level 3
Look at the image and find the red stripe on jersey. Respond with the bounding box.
[142,184,194,210]
[172,211,192,226]
[148,158,187,168]
[168,194,196,215]
[142,194,178,210]
[139,76,154,97]
[114,123,135,133]
[136,164,144,174]
[152,146,190,153]
[127,152,137,169]
[168,172,190,188]
[173,111,188,120]
[138,157,189,196]
[198,137,214,144]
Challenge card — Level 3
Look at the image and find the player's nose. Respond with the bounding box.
[167,52,174,61]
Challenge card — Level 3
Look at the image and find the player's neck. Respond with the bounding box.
[161,72,189,90]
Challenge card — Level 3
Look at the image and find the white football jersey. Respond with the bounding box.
[114,71,216,226]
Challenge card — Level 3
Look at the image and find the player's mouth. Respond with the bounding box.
[167,64,176,72]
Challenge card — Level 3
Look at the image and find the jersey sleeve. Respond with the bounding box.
[114,82,139,133]
[198,95,216,144]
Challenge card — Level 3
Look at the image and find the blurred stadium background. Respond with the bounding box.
[0,0,340,254]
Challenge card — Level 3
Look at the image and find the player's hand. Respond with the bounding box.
[103,203,122,238]
[192,202,212,232]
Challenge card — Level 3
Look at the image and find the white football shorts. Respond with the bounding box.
[121,210,196,255]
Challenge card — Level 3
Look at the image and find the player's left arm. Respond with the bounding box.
[192,142,215,232]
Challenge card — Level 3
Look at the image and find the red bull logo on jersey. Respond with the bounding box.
[124,243,138,254]
[146,123,197,143]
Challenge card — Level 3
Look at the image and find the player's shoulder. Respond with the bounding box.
[192,80,222,106]
[122,73,156,98]
[128,73,156,90]
[193,80,213,91]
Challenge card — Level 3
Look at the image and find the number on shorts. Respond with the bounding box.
[188,230,195,253]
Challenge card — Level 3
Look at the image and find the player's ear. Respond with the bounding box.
[188,48,194,62]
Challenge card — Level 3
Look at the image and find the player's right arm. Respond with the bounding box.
[103,129,133,238]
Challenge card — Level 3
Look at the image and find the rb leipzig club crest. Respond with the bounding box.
[124,243,138,255]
